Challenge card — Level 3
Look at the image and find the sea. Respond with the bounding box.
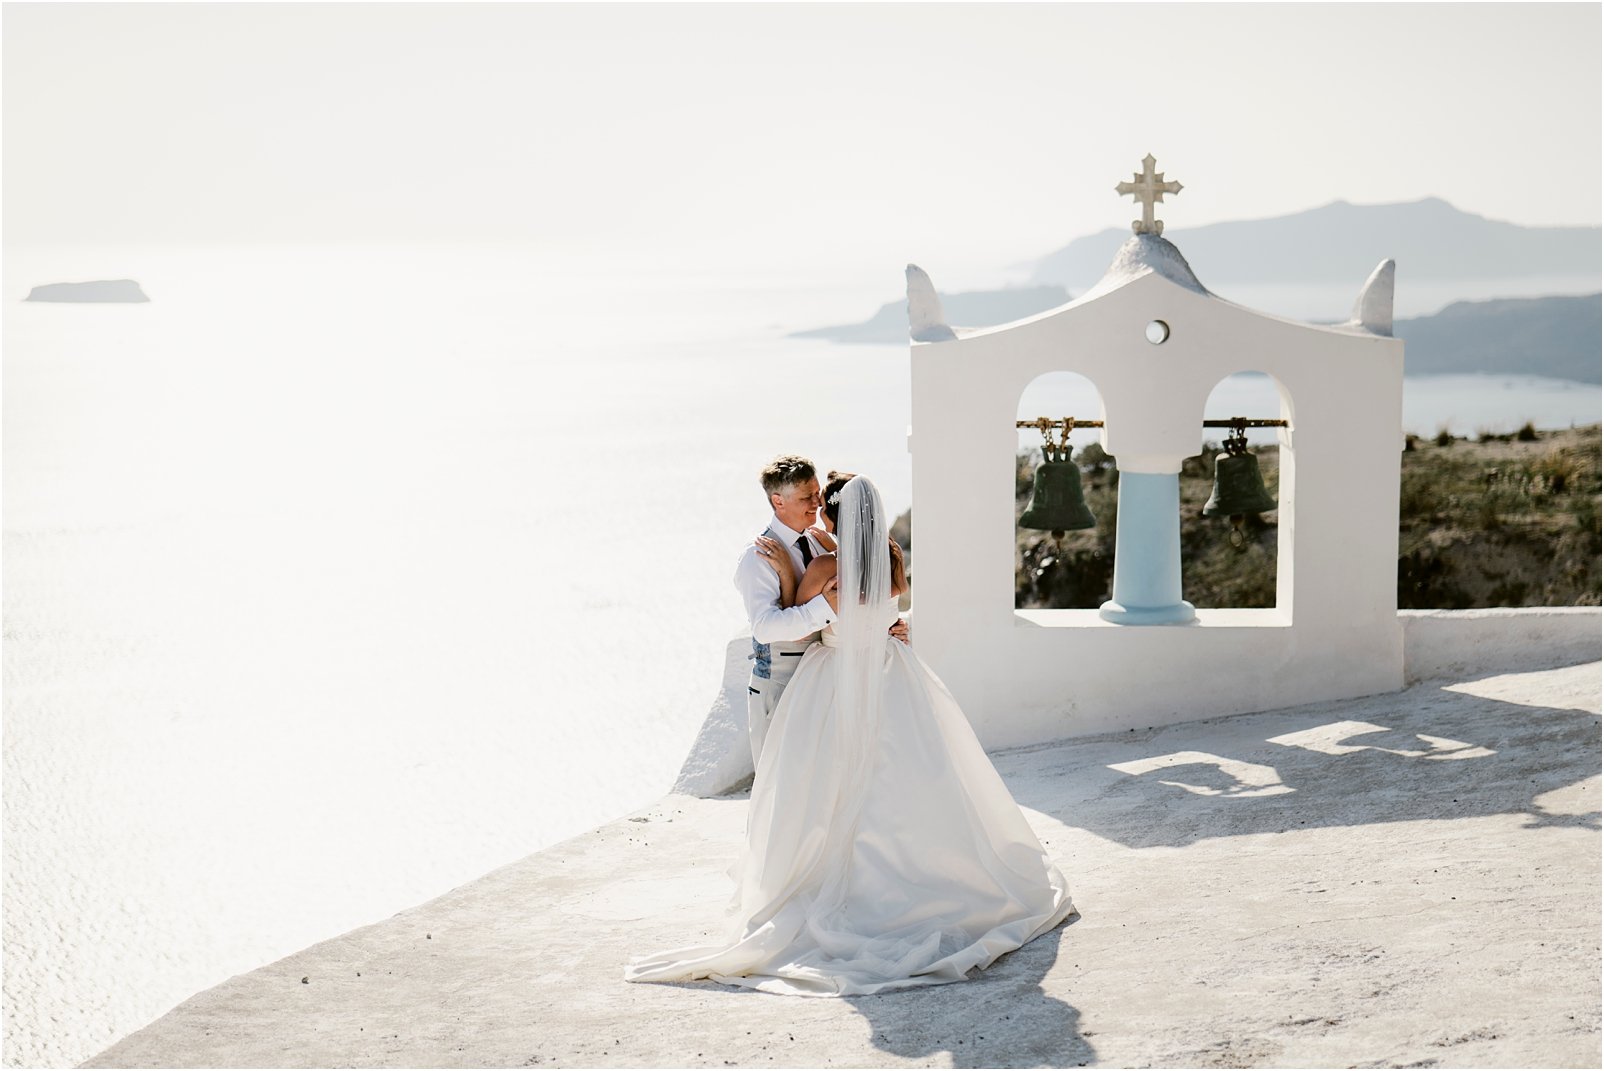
[3,244,1598,1068]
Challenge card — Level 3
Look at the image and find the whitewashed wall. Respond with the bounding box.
[672,609,1601,797]
[909,248,1407,749]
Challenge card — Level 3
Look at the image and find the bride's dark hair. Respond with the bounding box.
[821,471,857,528]
[824,471,906,596]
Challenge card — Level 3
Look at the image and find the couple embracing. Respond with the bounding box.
[626,456,1075,997]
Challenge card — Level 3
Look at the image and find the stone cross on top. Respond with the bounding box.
[1116,153,1183,235]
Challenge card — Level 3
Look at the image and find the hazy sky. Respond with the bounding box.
[5,2,1600,272]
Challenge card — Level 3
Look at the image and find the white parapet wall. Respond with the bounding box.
[671,636,760,798]
[674,607,1602,798]
[1400,607,1602,682]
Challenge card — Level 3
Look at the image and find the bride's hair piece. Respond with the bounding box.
[821,471,857,527]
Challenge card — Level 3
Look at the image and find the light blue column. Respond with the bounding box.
[1099,470,1197,625]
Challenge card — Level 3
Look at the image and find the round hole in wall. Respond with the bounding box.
[1145,320,1170,344]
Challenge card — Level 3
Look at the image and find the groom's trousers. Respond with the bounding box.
[747,637,814,769]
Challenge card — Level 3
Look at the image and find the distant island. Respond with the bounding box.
[794,196,1601,384]
[1029,197,1602,291]
[790,285,1070,345]
[25,279,149,302]
[797,287,1600,384]
[1395,294,1601,383]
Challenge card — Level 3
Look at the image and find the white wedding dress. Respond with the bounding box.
[626,478,1074,996]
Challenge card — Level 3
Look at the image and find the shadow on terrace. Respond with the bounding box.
[1001,672,1602,851]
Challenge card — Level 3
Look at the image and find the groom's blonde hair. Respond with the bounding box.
[759,455,817,504]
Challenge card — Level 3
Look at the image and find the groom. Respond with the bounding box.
[735,456,909,768]
[734,455,837,768]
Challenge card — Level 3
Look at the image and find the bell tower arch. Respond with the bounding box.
[906,159,1404,748]
[1185,371,1295,610]
[1014,371,1109,610]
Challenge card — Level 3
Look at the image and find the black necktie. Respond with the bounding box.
[797,536,814,567]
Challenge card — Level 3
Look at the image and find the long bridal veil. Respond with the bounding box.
[816,475,892,898]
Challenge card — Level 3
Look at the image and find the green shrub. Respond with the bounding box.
[1076,441,1113,472]
[1530,448,1582,495]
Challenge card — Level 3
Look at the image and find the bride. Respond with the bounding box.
[625,474,1074,996]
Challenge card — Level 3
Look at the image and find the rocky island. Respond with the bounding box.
[792,284,1069,345]
[25,279,149,302]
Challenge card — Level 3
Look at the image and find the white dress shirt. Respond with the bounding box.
[733,514,836,645]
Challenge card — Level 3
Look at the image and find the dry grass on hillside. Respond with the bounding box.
[990,423,1601,611]
[1396,423,1601,608]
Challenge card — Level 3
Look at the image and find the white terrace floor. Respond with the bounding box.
[89,659,1600,1069]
